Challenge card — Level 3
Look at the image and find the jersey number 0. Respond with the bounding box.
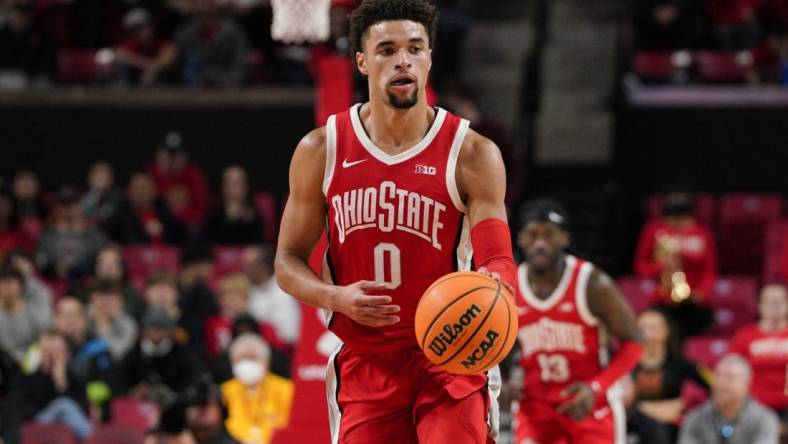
[374,243,401,289]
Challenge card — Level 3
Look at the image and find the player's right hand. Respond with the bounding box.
[332,280,401,327]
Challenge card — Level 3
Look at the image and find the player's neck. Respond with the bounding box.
[526,256,566,296]
[360,97,434,156]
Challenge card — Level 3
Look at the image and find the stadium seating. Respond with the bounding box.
[21,422,78,444]
[122,245,180,290]
[110,397,159,432]
[617,276,658,314]
[253,191,280,244]
[213,245,246,277]
[643,193,717,227]
[763,219,788,282]
[683,335,730,368]
[58,49,115,85]
[705,276,758,335]
[695,50,753,84]
[84,424,145,444]
[632,51,687,82]
[718,193,783,275]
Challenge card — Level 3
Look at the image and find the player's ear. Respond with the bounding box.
[559,231,571,249]
[427,48,433,71]
[356,51,369,77]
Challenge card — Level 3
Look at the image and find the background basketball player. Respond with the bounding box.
[506,200,643,444]
[274,0,516,443]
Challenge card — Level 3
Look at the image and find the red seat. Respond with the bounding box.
[683,335,730,368]
[18,216,44,251]
[246,49,265,84]
[22,422,78,444]
[253,191,279,244]
[84,424,145,444]
[763,219,788,281]
[58,49,115,85]
[40,275,69,302]
[695,50,752,83]
[718,193,783,274]
[632,51,682,81]
[110,397,159,432]
[213,245,246,277]
[706,276,757,335]
[617,276,658,314]
[643,193,717,228]
[123,246,180,290]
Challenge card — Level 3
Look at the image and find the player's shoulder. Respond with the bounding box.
[296,125,328,155]
[459,127,501,162]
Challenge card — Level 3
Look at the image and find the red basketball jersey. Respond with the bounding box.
[515,255,609,405]
[323,103,472,353]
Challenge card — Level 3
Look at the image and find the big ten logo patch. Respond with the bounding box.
[415,165,437,176]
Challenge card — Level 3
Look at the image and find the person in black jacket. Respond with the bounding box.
[102,173,184,245]
[11,330,93,440]
[202,166,264,245]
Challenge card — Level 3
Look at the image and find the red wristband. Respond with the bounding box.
[470,218,516,290]
[589,340,644,393]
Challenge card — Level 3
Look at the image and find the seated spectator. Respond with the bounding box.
[633,308,710,438]
[706,0,760,50]
[634,191,716,338]
[678,354,780,444]
[80,161,123,225]
[634,0,702,49]
[243,245,300,346]
[83,244,146,320]
[11,330,93,440]
[5,249,53,326]
[102,172,184,245]
[729,283,788,415]
[120,307,202,402]
[11,170,46,220]
[37,186,107,280]
[87,279,138,361]
[0,346,20,444]
[621,374,672,444]
[184,377,240,444]
[0,264,49,362]
[173,0,249,87]
[145,271,184,326]
[114,8,177,87]
[221,334,293,444]
[0,190,20,257]
[0,0,57,87]
[203,166,264,245]
[205,274,251,357]
[178,245,219,358]
[147,132,209,233]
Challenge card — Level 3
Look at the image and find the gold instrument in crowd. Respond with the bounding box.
[654,232,692,303]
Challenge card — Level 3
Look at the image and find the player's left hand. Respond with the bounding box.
[478,266,515,295]
[557,382,597,421]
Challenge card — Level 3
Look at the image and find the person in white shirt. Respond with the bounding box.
[243,245,300,345]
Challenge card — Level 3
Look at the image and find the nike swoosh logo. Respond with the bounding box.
[342,159,367,168]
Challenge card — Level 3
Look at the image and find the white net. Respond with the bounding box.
[271,0,331,44]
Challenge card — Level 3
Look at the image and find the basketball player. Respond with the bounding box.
[274,1,516,443]
[509,200,643,444]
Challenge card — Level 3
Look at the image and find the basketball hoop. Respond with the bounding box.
[271,0,331,44]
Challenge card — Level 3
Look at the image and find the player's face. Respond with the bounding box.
[518,222,569,273]
[356,20,431,109]
[759,284,788,324]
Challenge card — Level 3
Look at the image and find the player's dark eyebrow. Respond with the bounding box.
[375,37,426,50]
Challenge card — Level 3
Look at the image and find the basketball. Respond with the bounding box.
[414,271,518,375]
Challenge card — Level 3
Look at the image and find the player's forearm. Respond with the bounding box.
[275,252,339,311]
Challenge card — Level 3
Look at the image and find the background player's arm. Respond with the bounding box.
[456,130,516,289]
[558,269,643,420]
[275,128,400,327]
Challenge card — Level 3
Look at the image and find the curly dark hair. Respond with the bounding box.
[349,0,438,54]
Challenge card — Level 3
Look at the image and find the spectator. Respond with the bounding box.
[0,0,57,87]
[102,172,184,245]
[706,0,760,50]
[147,132,209,233]
[36,186,107,280]
[173,0,249,87]
[220,334,293,444]
[203,166,264,245]
[0,264,49,362]
[80,161,123,225]
[440,81,523,206]
[178,245,219,359]
[11,330,93,440]
[6,249,54,326]
[0,190,20,257]
[87,278,138,361]
[119,307,202,402]
[633,308,710,438]
[621,374,672,444]
[678,354,780,444]
[634,0,703,49]
[729,283,788,415]
[243,245,300,346]
[114,8,177,86]
[634,191,716,338]
[184,377,240,444]
[85,244,146,320]
[205,274,251,358]
[11,170,46,220]
[145,271,184,325]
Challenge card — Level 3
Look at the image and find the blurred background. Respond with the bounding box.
[0,0,787,443]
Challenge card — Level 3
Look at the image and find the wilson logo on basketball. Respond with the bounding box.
[461,330,500,370]
[428,304,483,357]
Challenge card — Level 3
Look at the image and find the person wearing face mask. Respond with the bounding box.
[120,307,202,402]
[220,334,293,444]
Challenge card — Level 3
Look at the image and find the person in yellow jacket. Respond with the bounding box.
[221,333,294,444]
